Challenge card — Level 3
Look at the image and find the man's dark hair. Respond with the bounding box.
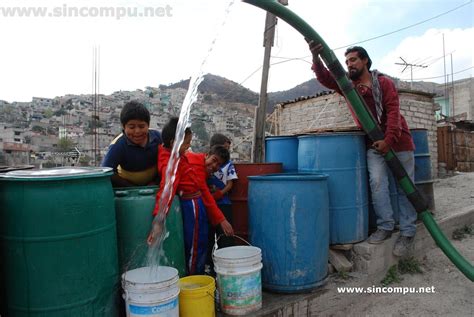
[209,145,230,164]
[345,46,372,70]
[161,117,192,148]
[210,133,231,147]
[120,101,150,126]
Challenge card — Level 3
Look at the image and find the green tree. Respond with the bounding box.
[192,120,209,143]
[32,125,45,133]
[57,137,74,152]
[43,108,54,118]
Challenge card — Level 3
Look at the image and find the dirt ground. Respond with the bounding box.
[432,172,474,219]
[330,172,474,316]
[331,235,473,316]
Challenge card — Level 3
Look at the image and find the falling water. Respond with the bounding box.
[145,0,236,276]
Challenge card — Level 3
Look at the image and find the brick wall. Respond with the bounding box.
[398,89,438,178]
[277,89,438,178]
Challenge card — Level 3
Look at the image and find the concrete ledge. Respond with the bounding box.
[352,206,474,278]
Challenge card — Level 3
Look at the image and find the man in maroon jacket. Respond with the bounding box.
[308,42,416,257]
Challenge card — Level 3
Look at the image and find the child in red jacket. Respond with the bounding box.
[148,117,233,275]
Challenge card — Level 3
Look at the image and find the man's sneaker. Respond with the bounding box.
[393,235,414,257]
[367,229,392,244]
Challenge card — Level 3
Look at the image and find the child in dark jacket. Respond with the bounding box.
[148,117,233,275]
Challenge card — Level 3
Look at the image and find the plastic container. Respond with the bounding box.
[411,128,435,210]
[0,167,119,316]
[248,173,329,293]
[179,275,216,317]
[229,163,282,243]
[265,135,299,172]
[122,266,179,317]
[114,187,186,277]
[298,132,369,244]
[213,246,263,315]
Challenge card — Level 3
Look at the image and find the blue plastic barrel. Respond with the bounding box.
[265,136,298,172]
[411,128,432,181]
[248,173,329,293]
[298,132,369,244]
[411,128,435,210]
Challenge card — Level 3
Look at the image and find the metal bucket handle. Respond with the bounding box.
[212,234,251,256]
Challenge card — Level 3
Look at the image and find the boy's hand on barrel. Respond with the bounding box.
[220,220,234,236]
[212,190,224,201]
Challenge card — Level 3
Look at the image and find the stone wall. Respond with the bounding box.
[277,89,438,177]
[449,78,474,120]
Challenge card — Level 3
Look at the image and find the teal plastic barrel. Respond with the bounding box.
[0,167,119,317]
[114,186,186,277]
[248,173,329,293]
[298,132,369,244]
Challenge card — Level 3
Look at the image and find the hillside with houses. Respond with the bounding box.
[0,75,257,167]
[1,72,470,168]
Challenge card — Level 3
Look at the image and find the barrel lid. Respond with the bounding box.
[0,167,113,180]
[248,173,328,181]
[265,135,297,140]
[298,131,366,138]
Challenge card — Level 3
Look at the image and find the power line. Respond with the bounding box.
[224,1,472,94]
[278,0,472,60]
[399,65,473,81]
[332,0,472,50]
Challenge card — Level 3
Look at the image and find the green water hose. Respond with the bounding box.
[243,0,474,281]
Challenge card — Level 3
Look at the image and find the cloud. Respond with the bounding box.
[1,0,471,102]
[379,28,473,83]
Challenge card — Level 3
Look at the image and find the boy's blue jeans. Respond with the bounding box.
[367,149,417,237]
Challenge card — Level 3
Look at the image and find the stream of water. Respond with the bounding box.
[145,0,236,277]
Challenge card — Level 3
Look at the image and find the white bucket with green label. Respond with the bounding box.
[213,245,262,315]
[122,266,179,317]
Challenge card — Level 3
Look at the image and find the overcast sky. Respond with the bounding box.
[0,0,472,102]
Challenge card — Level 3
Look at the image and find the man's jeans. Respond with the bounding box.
[367,149,417,237]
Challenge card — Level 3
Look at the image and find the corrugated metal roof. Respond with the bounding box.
[278,90,336,107]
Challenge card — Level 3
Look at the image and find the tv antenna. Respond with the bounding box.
[395,57,427,90]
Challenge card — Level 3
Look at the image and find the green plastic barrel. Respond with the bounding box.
[0,167,119,317]
[114,186,186,277]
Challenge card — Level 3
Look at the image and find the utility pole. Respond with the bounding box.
[252,0,287,163]
[450,53,455,117]
[442,33,449,116]
[92,46,101,166]
[395,57,427,90]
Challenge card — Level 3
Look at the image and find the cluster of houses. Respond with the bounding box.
[0,87,255,168]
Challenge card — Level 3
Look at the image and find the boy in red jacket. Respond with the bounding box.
[149,117,233,275]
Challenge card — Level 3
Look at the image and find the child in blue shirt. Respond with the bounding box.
[206,134,238,274]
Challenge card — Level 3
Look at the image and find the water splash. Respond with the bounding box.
[146,0,236,273]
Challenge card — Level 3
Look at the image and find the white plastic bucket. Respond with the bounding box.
[213,245,263,316]
[122,266,180,317]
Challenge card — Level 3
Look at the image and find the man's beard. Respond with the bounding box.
[348,68,363,80]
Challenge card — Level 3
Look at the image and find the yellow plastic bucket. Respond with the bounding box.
[179,275,216,317]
